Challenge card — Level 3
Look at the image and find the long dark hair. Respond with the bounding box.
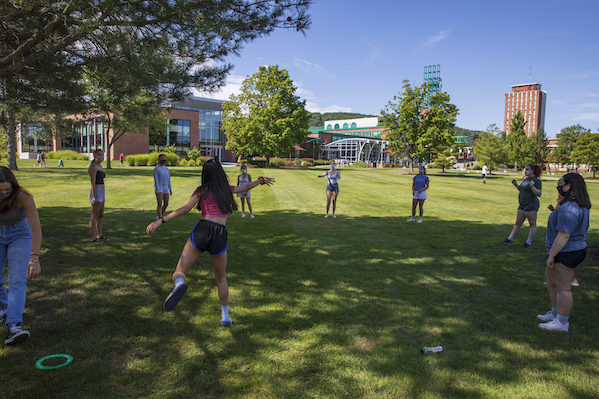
[560,173,591,209]
[0,166,30,213]
[194,159,238,214]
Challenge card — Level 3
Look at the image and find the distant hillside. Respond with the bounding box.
[308,112,377,127]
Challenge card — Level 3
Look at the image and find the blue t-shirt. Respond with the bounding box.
[413,174,429,192]
[546,200,589,253]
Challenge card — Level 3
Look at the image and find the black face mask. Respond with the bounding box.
[557,184,567,196]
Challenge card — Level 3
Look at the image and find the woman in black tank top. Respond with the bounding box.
[88,149,107,242]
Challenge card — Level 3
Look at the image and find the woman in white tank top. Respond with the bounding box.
[318,162,340,218]
[237,165,254,218]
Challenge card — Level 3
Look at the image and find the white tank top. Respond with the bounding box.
[327,170,339,184]
[238,174,250,186]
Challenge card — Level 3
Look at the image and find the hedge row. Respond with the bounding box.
[126,153,179,166]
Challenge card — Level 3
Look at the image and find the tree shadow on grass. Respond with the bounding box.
[2,207,598,398]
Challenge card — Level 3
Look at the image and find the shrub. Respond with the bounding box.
[77,155,89,161]
[348,162,366,168]
[314,159,328,166]
[46,150,79,160]
[148,152,160,166]
[134,154,150,166]
[179,158,189,166]
[166,153,179,166]
[269,157,287,167]
[126,155,136,166]
[194,156,210,166]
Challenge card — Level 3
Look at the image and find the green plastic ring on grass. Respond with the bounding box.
[35,354,73,370]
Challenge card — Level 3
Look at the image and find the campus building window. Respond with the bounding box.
[334,124,340,129]
[344,131,352,135]
[363,131,371,138]
[19,124,52,153]
[168,119,191,153]
[326,124,332,129]
[353,131,360,136]
[63,118,104,153]
[351,123,357,128]
[373,130,381,138]
[343,123,348,129]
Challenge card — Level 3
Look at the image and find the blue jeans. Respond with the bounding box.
[0,218,32,326]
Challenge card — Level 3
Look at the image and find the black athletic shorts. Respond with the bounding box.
[189,220,228,256]
[554,248,587,269]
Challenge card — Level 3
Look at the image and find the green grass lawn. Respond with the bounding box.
[2,161,598,398]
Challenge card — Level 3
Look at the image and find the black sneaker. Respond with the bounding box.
[163,283,188,311]
[5,325,30,345]
[501,238,513,244]
[523,242,531,248]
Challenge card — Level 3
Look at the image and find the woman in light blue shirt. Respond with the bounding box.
[537,173,590,332]
[154,154,172,221]
[407,166,429,223]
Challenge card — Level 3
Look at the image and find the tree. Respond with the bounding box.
[550,124,590,166]
[380,80,458,173]
[222,65,310,166]
[433,148,456,173]
[506,111,527,169]
[522,126,550,166]
[473,124,508,170]
[571,132,599,177]
[0,0,312,169]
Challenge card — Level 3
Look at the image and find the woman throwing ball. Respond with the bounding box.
[146,159,274,326]
[318,162,340,218]
[502,164,542,248]
[407,166,429,223]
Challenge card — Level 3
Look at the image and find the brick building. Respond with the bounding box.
[504,83,547,137]
[18,96,237,162]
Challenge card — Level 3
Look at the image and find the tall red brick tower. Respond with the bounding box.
[504,83,547,137]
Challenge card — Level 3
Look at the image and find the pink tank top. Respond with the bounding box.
[195,186,235,218]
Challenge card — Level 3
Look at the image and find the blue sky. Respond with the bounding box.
[196,0,599,138]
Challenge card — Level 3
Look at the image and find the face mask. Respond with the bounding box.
[557,184,568,196]
[160,159,167,164]
[419,169,425,174]
[331,165,336,169]
[0,191,12,200]
[241,169,247,174]
[98,155,104,162]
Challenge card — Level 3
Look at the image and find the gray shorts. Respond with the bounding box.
[237,190,251,199]
[89,185,105,203]
[155,184,170,195]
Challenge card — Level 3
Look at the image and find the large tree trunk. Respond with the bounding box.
[6,109,18,170]
[409,157,414,173]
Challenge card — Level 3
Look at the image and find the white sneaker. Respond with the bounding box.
[537,310,556,322]
[407,217,415,222]
[241,213,246,218]
[417,218,423,223]
[250,214,255,218]
[324,214,329,218]
[538,319,569,332]
[332,215,336,218]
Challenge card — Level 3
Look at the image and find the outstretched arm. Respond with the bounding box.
[146,195,199,234]
[234,176,275,193]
